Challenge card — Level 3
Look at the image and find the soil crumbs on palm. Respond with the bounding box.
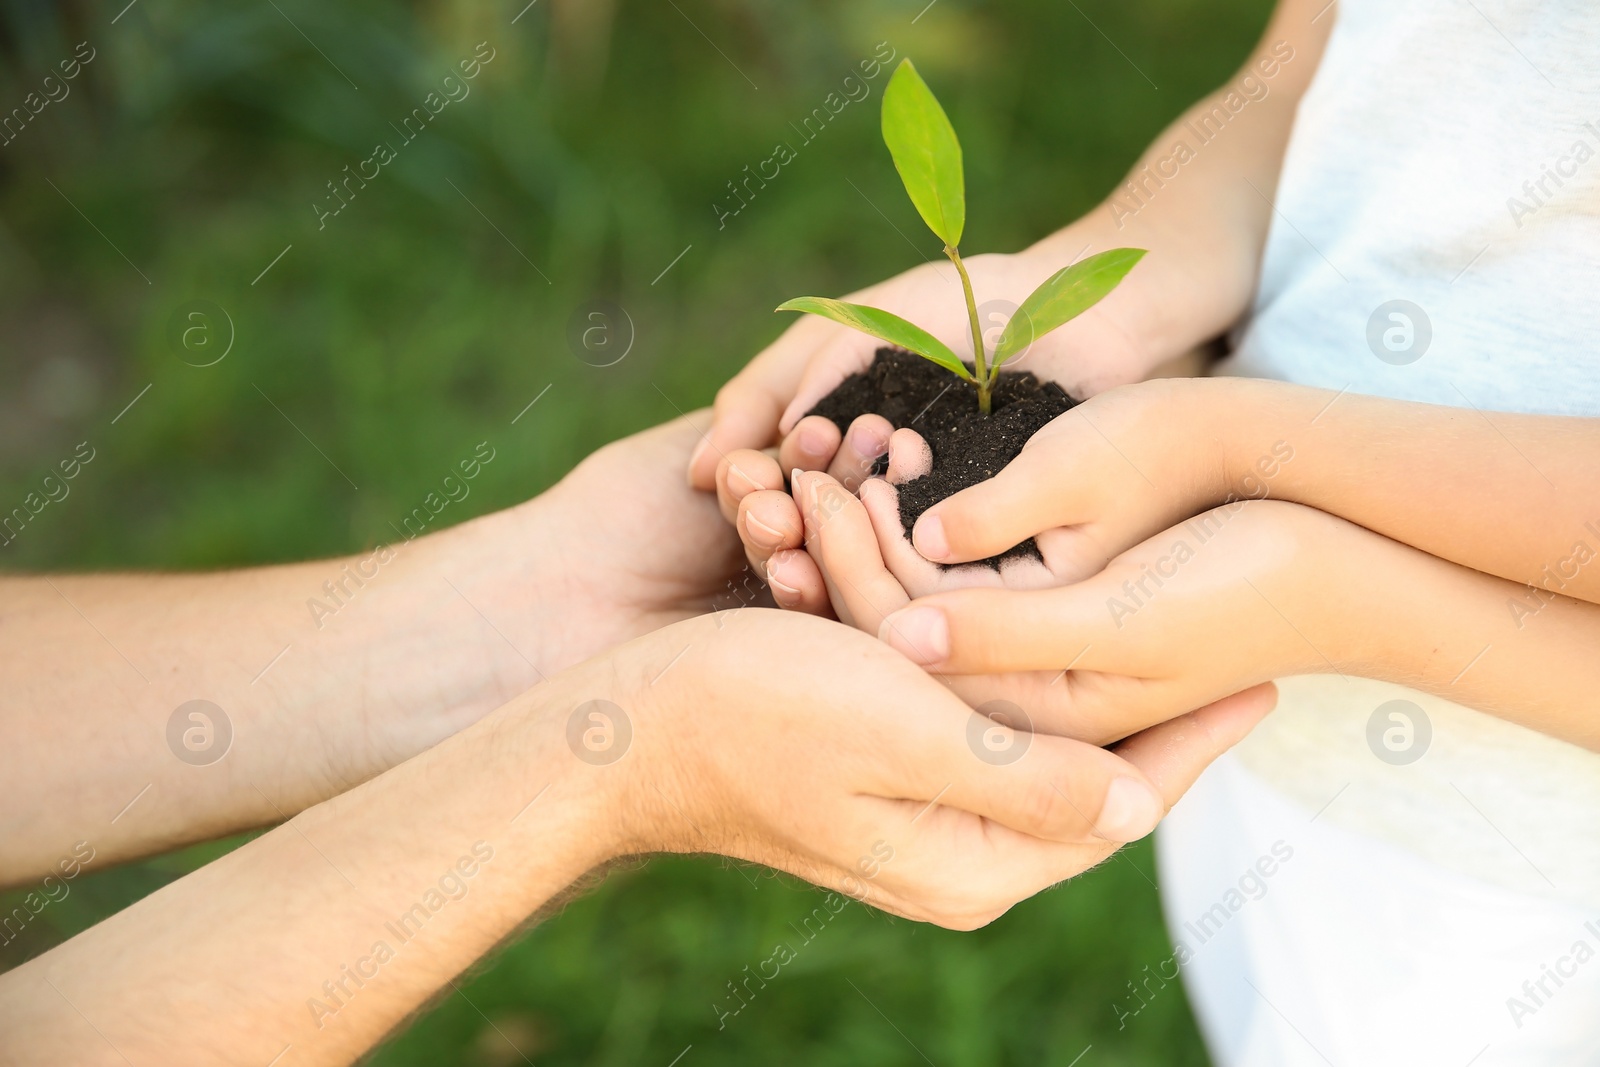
[807,347,1076,569]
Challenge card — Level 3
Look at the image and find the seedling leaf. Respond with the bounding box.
[776,298,972,380]
[882,59,965,248]
[993,248,1147,366]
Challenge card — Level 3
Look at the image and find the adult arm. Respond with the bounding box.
[0,417,747,884]
[0,609,1273,1066]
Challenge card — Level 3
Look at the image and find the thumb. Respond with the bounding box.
[1112,683,1278,809]
[910,441,1088,564]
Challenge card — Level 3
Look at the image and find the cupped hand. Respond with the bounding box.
[717,435,1091,619]
[712,366,1254,623]
[877,498,1375,740]
[712,400,1151,618]
[437,413,753,687]
[906,376,1264,573]
[688,243,1158,493]
[578,607,1275,929]
[767,464,1275,746]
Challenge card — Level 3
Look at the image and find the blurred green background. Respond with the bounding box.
[0,0,1270,1061]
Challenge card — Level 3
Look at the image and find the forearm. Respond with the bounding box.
[1028,0,1331,363]
[0,506,557,883]
[1320,514,1600,750]
[0,652,622,1065]
[1,413,741,883]
[1217,378,1600,606]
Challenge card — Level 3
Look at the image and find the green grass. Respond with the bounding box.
[0,0,1270,1060]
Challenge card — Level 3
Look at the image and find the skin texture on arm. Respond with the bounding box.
[908,377,1600,608]
[687,0,1334,492]
[878,499,1600,753]
[0,609,1274,1066]
[766,381,1600,750]
[0,417,747,884]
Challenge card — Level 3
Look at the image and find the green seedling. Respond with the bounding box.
[778,58,1146,415]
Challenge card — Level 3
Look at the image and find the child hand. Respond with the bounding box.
[903,377,1243,574]
[877,497,1381,737]
[713,378,1194,617]
[711,419,1078,620]
[786,464,1281,747]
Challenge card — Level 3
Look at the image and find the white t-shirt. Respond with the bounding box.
[1217,0,1600,910]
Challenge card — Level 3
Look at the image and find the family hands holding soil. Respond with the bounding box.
[0,405,1272,1063]
[486,415,1264,925]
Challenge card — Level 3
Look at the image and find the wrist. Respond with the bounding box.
[1288,507,1412,680]
[1101,376,1243,519]
[1199,377,1297,507]
[490,662,643,873]
[286,501,567,800]
[498,614,724,862]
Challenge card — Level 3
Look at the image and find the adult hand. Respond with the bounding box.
[600,608,1276,926]
[0,413,754,882]
[305,411,759,821]
[688,241,1162,494]
[0,606,1276,1067]
[281,410,756,814]
[446,413,752,682]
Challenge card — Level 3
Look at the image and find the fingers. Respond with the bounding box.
[910,435,1085,564]
[913,685,1276,856]
[879,580,1281,749]
[877,584,1113,675]
[738,489,802,566]
[885,428,933,484]
[714,448,831,613]
[715,448,784,525]
[1034,524,1119,585]
[764,548,832,616]
[858,479,1010,601]
[859,480,953,600]
[825,414,893,492]
[846,796,1114,929]
[927,726,1167,846]
[778,415,842,477]
[940,669,1153,746]
[1112,683,1278,807]
[793,470,909,632]
[884,681,1279,928]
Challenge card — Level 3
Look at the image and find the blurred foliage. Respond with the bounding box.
[0,0,1269,1061]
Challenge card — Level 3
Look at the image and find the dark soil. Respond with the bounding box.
[807,347,1076,569]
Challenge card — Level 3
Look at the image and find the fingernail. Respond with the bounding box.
[727,463,763,495]
[914,514,950,561]
[687,437,711,482]
[1094,777,1163,843]
[790,468,805,491]
[798,422,832,458]
[764,558,801,599]
[744,510,787,547]
[878,607,948,666]
[847,423,889,459]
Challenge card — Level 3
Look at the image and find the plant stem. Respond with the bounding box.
[944,244,990,415]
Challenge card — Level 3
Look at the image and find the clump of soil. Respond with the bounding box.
[807,347,1076,568]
